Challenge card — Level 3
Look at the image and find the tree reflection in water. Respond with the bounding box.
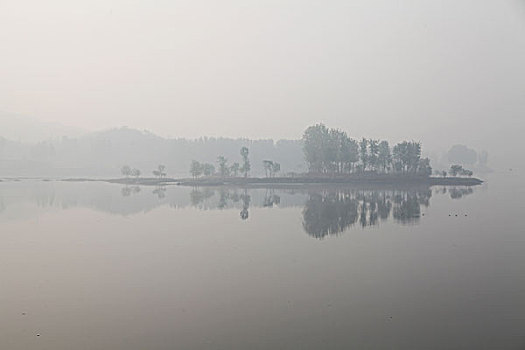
[240,190,250,220]
[433,186,474,200]
[121,185,141,197]
[302,192,359,238]
[263,189,280,208]
[152,185,166,199]
[187,186,458,238]
[190,188,214,207]
[448,187,474,199]
[303,188,431,239]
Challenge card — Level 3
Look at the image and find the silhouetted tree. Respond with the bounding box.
[153,165,166,179]
[190,160,202,179]
[131,168,141,178]
[359,138,368,171]
[230,162,240,177]
[303,124,327,173]
[217,156,230,177]
[272,162,280,177]
[450,164,463,176]
[263,160,273,178]
[368,139,379,171]
[303,125,360,174]
[202,163,215,177]
[461,169,473,177]
[417,158,432,176]
[340,134,359,173]
[393,141,421,174]
[378,141,391,173]
[121,165,132,178]
[302,124,432,177]
[240,147,250,178]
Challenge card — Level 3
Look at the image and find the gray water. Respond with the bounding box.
[0,171,523,349]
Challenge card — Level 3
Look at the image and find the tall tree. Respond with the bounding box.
[263,160,274,178]
[121,165,132,178]
[393,141,420,173]
[407,142,421,173]
[302,124,329,173]
[378,141,391,173]
[157,165,166,178]
[131,168,141,178]
[240,147,250,178]
[272,162,281,177]
[450,164,464,176]
[202,163,215,176]
[230,162,240,177]
[340,134,359,173]
[325,129,341,173]
[359,138,368,171]
[368,139,379,171]
[217,156,229,177]
[417,158,432,176]
[190,160,202,179]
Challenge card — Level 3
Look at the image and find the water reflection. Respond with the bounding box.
[449,187,474,199]
[121,185,141,197]
[240,190,250,220]
[185,186,435,237]
[152,185,166,199]
[0,181,475,237]
[433,186,475,200]
[302,189,431,238]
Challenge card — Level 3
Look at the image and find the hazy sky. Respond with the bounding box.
[1,0,524,151]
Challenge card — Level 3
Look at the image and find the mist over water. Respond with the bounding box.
[0,171,523,349]
[1,0,524,348]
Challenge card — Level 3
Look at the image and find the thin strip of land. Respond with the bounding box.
[63,175,483,187]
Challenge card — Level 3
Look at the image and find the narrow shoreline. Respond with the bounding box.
[62,175,483,187]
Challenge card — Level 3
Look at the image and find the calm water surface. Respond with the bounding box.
[0,172,523,349]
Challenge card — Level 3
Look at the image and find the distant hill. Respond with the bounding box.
[0,111,86,143]
[0,126,305,178]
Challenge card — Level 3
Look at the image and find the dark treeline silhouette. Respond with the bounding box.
[302,124,432,176]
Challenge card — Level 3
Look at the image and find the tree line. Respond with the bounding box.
[120,164,166,179]
[122,124,477,180]
[302,124,432,176]
[190,146,251,179]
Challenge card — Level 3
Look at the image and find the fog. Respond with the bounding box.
[1,0,524,173]
[2,3,525,348]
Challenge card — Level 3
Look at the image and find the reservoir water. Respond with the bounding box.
[0,171,523,349]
